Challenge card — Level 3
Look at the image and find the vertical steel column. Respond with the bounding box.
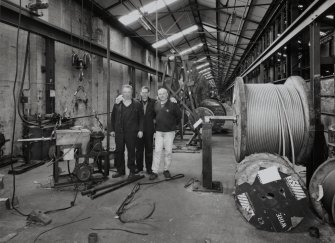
[106,26,111,154]
[45,38,55,114]
[308,21,327,184]
[202,122,213,189]
[287,1,299,76]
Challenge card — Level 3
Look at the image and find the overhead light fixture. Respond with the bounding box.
[326,15,334,20]
[195,57,207,63]
[169,43,203,60]
[199,68,210,73]
[119,0,179,26]
[196,62,209,70]
[152,25,198,48]
[179,43,203,55]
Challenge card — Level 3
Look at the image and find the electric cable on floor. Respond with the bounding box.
[116,174,184,223]
[43,184,80,214]
[32,216,91,243]
[90,228,148,236]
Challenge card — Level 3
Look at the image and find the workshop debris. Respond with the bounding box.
[0,232,18,243]
[308,226,320,238]
[27,209,52,225]
[88,232,98,243]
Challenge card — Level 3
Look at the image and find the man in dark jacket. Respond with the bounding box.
[111,85,144,178]
[136,86,156,174]
[150,88,181,180]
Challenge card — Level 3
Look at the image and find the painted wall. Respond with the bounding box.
[0,0,161,155]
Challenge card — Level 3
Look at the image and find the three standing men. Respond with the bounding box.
[111,85,181,180]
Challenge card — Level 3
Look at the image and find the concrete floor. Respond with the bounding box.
[1,124,335,243]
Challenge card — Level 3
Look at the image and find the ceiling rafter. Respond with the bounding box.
[222,0,252,85]
[189,0,215,80]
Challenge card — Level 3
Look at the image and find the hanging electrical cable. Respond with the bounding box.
[10,0,29,217]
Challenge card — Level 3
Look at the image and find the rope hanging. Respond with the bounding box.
[233,76,314,165]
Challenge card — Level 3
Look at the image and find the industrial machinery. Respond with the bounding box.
[53,128,110,187]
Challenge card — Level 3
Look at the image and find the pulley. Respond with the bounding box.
[73,163,93,182]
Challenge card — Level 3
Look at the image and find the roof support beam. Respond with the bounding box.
[104,0,123,11]
[189,0,215,80]
[223,0,252,85]
[203,22,252,40]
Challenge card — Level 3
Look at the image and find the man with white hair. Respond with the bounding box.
[111,85,144,179]
[150,88,181,180]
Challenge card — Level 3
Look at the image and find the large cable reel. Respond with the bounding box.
[232,76,314,165]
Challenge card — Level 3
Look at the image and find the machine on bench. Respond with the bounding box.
[53,128,112,187]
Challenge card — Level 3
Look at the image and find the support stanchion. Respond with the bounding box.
[193,122,222,193]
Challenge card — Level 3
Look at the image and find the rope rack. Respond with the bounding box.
[231,76,314,165]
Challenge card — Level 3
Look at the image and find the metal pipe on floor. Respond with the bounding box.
[90,175,144,200]
[81,175,143,196]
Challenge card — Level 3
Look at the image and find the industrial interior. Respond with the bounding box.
[1,0,335,242]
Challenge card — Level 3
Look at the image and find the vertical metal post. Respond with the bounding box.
[45,38,55,114]
[202,122,212,189]
[106,26,111,154]
[308,21,327,184]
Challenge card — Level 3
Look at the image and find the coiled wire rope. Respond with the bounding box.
[244,83,306,165]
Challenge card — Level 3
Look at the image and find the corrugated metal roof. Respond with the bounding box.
[93,0,272,87]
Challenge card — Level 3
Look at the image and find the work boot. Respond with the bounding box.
[135,168,143,174]
[147,170,153,175]
[112,172,125,178]
[149,173,158,180]
[163,170,171,179]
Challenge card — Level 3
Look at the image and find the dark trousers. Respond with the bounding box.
[115,132,137,174]
[136,131,154,173]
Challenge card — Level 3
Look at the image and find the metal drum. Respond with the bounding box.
[199,99,226,132]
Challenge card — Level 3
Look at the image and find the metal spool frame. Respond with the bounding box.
[233,76,314,164]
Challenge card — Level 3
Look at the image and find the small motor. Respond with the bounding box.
[73,162,93,182]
